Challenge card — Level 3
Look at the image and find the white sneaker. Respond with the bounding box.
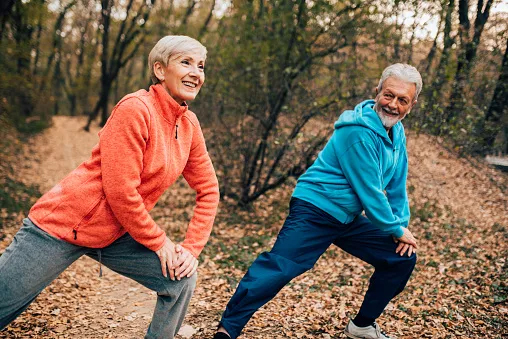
[344,320,394,339]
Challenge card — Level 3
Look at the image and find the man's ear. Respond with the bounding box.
[408,99,418,114]
[153,61,165,81]
[375,86,379,96]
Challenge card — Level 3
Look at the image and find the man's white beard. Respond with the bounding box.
[374,103,399,129]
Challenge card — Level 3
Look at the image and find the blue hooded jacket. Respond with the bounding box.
[292,99,409,238]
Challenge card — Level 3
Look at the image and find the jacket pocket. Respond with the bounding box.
[72,195,105,239]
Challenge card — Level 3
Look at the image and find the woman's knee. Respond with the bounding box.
[183,272,198,292]
[158,272,197,297]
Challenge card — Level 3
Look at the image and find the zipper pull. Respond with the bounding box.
[175,124,178,139]
[73,229,77,240]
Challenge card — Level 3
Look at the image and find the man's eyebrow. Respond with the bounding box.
[385,88,410,100]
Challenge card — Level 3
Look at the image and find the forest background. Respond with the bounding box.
[0,0,507,338]
[1,0,507,206]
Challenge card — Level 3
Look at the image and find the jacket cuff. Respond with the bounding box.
[392,226,405,239]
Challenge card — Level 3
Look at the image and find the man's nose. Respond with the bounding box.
[388,97,398,109]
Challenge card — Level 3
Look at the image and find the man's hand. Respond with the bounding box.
[393,228,417,256]
[155,236,177,280]
[173,244,199,280]
[395,242,416,256]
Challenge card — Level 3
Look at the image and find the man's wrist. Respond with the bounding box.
[393,227,404,239]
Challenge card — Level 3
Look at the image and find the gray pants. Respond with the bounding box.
[0,218,197,338]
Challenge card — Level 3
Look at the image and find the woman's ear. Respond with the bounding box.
[153,61,165,82]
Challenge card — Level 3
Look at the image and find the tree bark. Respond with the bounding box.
[446,0,494,123]
[479,39,508,151]
[39,0,76,94]
[197,0,215,40]
[85,0,155,130]
[12,0,34,117]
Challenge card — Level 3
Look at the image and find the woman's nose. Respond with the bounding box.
[189,65,200,76]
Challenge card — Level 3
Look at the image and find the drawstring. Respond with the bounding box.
[97,249,103,277]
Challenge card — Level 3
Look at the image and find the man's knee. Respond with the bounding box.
[399,253,417,272]
[378,252,416,271]
[407,253,417,267]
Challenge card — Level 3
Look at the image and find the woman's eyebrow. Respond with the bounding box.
[181,55,205,63]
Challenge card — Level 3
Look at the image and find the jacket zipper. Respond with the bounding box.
[175,124,178,139]
[72,195,105,240]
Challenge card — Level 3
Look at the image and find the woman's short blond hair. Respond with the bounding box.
[148,35,207,85]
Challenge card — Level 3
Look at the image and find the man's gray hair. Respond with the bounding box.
[377,63,423,100]
[148,35,207,85]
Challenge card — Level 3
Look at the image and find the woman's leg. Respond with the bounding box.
[88,233,196,339]
[0,218,85,329]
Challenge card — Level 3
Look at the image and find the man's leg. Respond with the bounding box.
[333,215,417,325]
[0,218,85,329]
[219,198,342,339]
[87,233,197,339]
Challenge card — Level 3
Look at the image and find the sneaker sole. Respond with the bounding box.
[344,331,366,339]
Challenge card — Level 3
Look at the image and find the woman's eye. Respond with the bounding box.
[198,64,205,70]
[181,60,190,65]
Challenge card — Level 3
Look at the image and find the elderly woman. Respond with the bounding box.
[0,35,219,338]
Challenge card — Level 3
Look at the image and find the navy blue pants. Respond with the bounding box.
[220,198,416,338]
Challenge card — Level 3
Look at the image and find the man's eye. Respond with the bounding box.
[384,94,393,98]
[399,99,408,105]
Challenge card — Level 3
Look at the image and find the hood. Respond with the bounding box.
[334,99,399,143]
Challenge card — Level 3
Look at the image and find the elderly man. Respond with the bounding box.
[213,63,422,339]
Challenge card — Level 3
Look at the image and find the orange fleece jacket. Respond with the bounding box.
[29,84,220,257]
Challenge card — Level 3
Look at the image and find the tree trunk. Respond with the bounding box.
[38,0,75,94]
[0,0,16,39]
[197,0,215,40]
[446,0,494,123]
[100,78,111,126]
[421,0,446,76]
[85,0,112,131]
[85,0,155,130]
[419,0,454,133]
[12,0,34,117]
[32,8,44,77]
[479,39,508,151]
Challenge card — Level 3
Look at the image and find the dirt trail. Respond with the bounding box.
[1,116,192,338]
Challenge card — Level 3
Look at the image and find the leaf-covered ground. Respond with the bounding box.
[0,116,506,338]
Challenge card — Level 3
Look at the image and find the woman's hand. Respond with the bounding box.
[173,244,199,280]
[155,237,177,280]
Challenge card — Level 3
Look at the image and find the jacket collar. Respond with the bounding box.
[150,84,188,122]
